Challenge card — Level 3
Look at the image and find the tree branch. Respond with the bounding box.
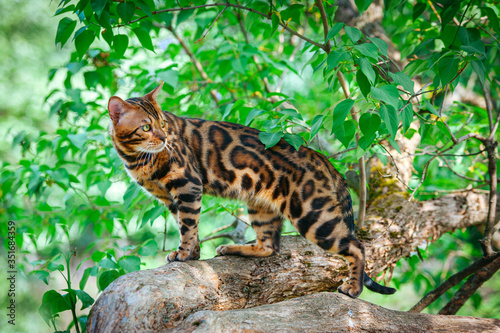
[438,255,500,315]
[118,3,325,49]
[409,252,500,313]
[160,25,220,104]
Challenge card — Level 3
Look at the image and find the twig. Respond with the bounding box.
[195,7,227,43]
[409,252,500,313]
[409,132,487,200]
[440,156,486,183]
[438,255,500,315]
[327,146,358,159]
[116,3,325,49]
[377,144,414,191]
[161,24,220,104]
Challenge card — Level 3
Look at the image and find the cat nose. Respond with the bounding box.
[156,132,166,142]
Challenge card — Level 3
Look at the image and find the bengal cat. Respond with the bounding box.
[107,82,396,298]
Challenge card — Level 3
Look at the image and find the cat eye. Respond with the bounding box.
[161,120,165,128]
[141,124,151,132]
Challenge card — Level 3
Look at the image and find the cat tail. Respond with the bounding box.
[363,272,397,295]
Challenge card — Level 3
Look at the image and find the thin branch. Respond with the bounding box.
[471,18,500,46]
[438,255,500,315]
[409,132,487,200]
[327,146,358,159]
[409,252,500,313]
[161,24,220,103]
[440,156,486,183]
[117,3,325,49]
[195,6,227,43]
[481,139,498,256]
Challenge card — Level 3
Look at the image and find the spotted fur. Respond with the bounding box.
[108,83,396,298]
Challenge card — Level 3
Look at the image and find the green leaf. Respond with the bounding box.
[436,120,452,140]
[91,251,106,263]
[91,0,107,18]
[133,27,155,52]
[356,69,371,98]
[141,205,166,227]
[438,57,459,85]
[332,99,355,132]
[30,270,50,285]
[138,239,158,257]
[379,105,399,138]
[39,290,71,325]
[271,12,279,37]
[75,290,94,310]
[123,182,141,209]
[327,51,349,69]
[84,71,99,89]
[482,6,499,32]
[279,108,303,120]
[310,115,324,139]
[355,0,373,13]
[75,29,95,58]
[284,133,303,151]
[113,34,129,58]
[117,2,135,23]
[388,136,401,154]
[344,26,361,44]
[118,256,141,273]
[157,12,174,26]
[245,109,265,126]
[97,270,120,291]
[55,18,77,47]
[423,100,439,117]
[402,104,413,134]
[471,60,485,85]
[359,112,381,146]
[136,0,153,18]
[157,69,179,90]
[334,119,356,148]
[313,58,327,73]
[441,1,460,28]
[371,85,400,110]
[413,2,426,22]
[99,257,119,269]
[326,22,344,41]
[68,133,87,149]
[368,37,388,57]
[259,132,283,149]
[79,266,98,290]
[176,9,195,26]
[389,71,414,93]
[359,58,375,85]
[354,43,379,60]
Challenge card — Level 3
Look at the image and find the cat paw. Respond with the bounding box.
[166,248,200,262]
[215,245,227,256]
[338,282,363,298]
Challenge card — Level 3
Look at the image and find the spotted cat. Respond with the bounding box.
[107,82,396,298]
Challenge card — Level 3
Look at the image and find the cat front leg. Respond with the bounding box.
[166,189,202,262]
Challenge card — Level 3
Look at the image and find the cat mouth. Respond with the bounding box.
[140,142,166,154]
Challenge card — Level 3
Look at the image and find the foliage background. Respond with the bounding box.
[1,0,499,332]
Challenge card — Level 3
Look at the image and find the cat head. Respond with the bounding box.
[108,82,168,155]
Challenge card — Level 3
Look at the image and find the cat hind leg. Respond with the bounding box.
[217,205,283,257]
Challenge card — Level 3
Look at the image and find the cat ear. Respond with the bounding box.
[108,96,128,123]
[144,81,164,103]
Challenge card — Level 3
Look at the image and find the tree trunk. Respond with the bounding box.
[172,292,500,333]
[86,190,494,332]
